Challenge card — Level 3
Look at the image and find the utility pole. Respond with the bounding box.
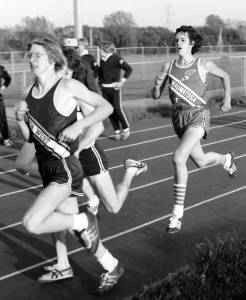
[165,2,173,30]
[217,28,223,54]
[74,0,83,39]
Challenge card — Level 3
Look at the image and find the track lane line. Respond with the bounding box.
[1,109,246,159]
[0,184,246,281]
[1,134,246,198]
[1,118,246,175]
[1,153,246,232]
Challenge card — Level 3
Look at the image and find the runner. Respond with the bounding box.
[15,37,113,258]
[152,25,236,233]
[15,41,147,294]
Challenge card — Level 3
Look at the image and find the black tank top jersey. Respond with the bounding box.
[25,78,78,160]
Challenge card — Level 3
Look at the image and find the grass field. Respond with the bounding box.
[2,53,246,106]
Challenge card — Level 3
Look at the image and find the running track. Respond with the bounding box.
[0,105,246,300]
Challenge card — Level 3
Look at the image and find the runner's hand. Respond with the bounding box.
[58,123,81,143]
[15,101,28,121]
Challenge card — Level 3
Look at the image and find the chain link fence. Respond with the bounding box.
[1,47,246,107]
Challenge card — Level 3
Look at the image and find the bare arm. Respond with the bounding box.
[201,59,231,112]
[15,101,30,141]
[151,62,170,100]
[74,102,104,156]
[58,79,113,142]
[15,85,32,141]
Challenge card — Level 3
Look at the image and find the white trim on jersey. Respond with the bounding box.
[27,113,71,159]
[168,73,206,107]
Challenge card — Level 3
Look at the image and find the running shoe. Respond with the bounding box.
[124,159,148,176]
[74,211,100,255]
[38,265,73,283]
[3,139,13,147]
[94,262,124,295]
[223,152,237,177]
[121,128,130,140]
[114,130,121,141]
[166,216,182,234]
[87,200,100,215]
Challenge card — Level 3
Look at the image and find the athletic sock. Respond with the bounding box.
[122,128,129,132]
[71,213,88,231]
[223,153,231,169]
[172,183,186,218]
[97,249,118,272]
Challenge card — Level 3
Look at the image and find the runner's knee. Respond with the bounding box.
[22,214,42,235]
[173,151,186,167]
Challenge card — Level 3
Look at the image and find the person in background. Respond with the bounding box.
[98,41,133,141]
[78,38,99,79]
[63,38,99,93]
[0,65,12,147]
[152,25,236,234]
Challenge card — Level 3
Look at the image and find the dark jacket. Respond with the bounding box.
[0,65,11,99]
[63,48,98,93]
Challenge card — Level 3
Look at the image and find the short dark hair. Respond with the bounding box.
[78,38,89,46]
[27,37,67,71]
[98,41,116,53]
[175,25,203,54]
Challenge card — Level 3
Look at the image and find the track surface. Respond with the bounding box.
[1,105,246,299]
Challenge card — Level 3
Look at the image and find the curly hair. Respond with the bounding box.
[175,25,203,54]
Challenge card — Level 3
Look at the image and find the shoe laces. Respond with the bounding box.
[98,271,116,288]
[44,269,64,279]
[169,216,182,229]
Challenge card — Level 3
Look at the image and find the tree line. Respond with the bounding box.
[0,11,246,52]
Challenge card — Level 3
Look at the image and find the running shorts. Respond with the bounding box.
[38,155,83,196]
[79,141,108,177]
[171,106,210,139]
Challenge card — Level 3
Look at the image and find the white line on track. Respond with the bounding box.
[1,109,246,159]
[0,185,42,199]
[105,119,246,151]
[0,184,246,281]
[0,110,245,280]
[1,134,246,198]
[0,169,16,175]
[0,153,19,159]
[1,117,246,175]
[98,108,246,140]
[1,153,246,232]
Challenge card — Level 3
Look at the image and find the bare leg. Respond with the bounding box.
[168,126,232,233]
[23,184,88,234]
[87,168,140,214]
[38,194,118,283]
[167,127,204,233]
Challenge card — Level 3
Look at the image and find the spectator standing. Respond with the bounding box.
[0,65,12,147]
[98,41,133,141]
[78,38,99,79]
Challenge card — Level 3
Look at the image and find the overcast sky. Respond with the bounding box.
[0,0,246,31]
